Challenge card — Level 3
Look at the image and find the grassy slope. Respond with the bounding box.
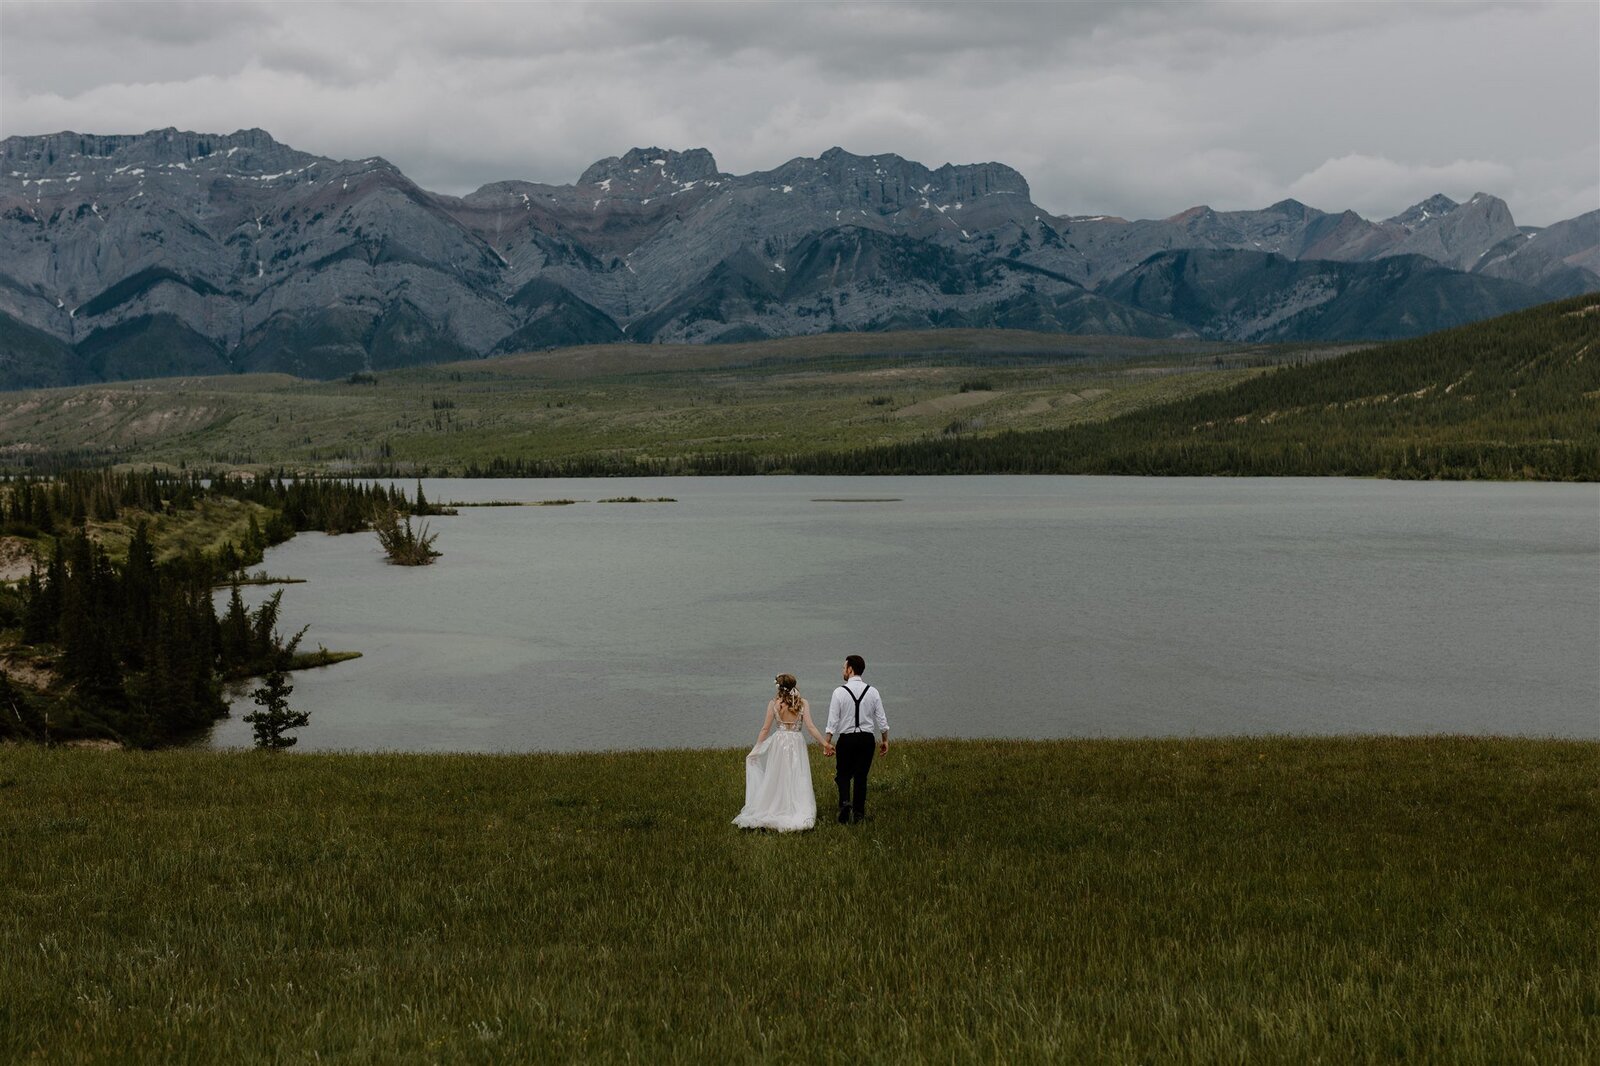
[87,497,275,564]
[798,295,1600,478]
[0,496,272,591]
[0,331,1298,472]
[2,739,1595,1064]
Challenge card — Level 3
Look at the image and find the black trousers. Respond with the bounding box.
[835,732,876,816]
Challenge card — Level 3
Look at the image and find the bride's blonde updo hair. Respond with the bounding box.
[774,673,801,716]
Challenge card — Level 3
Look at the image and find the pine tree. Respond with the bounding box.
[218,540,242,579]
[249,591,284,667]
[244,512,266,564]
[121,521,157,671]
[21,567,52,644]
[243,627,309,750]
[219,581,251,671]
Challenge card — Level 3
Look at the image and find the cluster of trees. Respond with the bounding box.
[4,525,291,746]
[0,471,447,746]
[1,468,441,544]
[371,507,441,565]
[1,468,210,537]
[210,475,450,534]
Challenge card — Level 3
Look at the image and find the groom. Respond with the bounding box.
[824,654,889,824]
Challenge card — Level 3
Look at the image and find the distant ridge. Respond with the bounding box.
[1,127,1595,388]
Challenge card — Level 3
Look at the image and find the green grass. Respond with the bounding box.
[0,331,1292,473]
[286,648,362,670]
[1,738,1595,1063]
[86,498,275,564]
[0,498,276,576]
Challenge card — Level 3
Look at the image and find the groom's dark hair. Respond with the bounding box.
[846,654,866,676]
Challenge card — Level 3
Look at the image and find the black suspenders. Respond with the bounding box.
[846,684,872,731]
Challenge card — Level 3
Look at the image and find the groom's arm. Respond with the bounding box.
[874,691,889,754]
[823,688,844,756]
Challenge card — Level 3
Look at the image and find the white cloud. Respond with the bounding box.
[1288,155,1518,220]
[1,0,1594,225]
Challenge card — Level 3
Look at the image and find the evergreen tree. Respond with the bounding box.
[21,567,52,645]
[217,540,242,579]
[121,522,157,671]
[244,512,266,563]
[249,591,284,666]
[58,532,123,708]
[219,581,251,670]
[243,627,309,750]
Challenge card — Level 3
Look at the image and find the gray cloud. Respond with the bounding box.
[1,0,1593,224]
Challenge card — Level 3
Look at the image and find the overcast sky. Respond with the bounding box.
[1,0,1595,225]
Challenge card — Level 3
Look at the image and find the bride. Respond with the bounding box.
[734,673,831,831]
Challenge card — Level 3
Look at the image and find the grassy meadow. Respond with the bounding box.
[2,738,1595,1064]
[85,495,276,564]
[0,331,1299,473]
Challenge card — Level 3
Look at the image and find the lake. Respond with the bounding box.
[206,477,1600,751]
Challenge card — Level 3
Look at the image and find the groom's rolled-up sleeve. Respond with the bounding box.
[872,691,888,735]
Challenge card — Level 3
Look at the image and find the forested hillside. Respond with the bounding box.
[778,295,1600,479]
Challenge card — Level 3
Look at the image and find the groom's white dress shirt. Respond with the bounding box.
[827,676,888,737]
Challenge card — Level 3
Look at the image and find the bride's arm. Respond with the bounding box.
[800,700,828,748]
[753,701,776,747]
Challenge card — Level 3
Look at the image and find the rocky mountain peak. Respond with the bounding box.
[2,126,327,183]
[757,147,1030,210]
[1461,192,1511,216]
[578,147,722,189]
[1379,192,1520,273]
[1266,198,1315,218]
[1387,194,1460,227]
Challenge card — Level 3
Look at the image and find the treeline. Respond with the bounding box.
[453,295,1600,481]
[1,468,212,536]
[2,468,443,553]
[0,470,442,746]
[459,452,767,478]
[783,433,1595,480]
[210,474,450,537]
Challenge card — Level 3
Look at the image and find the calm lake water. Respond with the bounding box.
[207,477,1600,751]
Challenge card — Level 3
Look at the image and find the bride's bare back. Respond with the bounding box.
[771,697,810,728]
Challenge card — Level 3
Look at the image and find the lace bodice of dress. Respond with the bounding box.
[774,701,804,732]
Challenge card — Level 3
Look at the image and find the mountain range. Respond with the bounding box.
[1,127,1596,388]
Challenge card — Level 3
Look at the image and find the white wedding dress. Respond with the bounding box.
[733,714,817,831]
